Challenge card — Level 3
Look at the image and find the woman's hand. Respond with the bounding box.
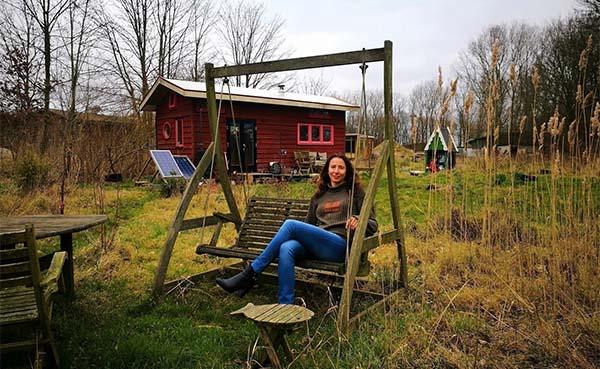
[346,216,358,230]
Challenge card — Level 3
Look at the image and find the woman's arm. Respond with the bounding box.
[305,196,318,225]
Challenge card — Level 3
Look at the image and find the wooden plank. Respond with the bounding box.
[40,251,66,288]
[0,248,29,262]
[362,229,403,252]
[244,219,286,227]
[239,234,277,243]
[238,239,274,247]
[0,215,107,239]
[280,308,314,324]
[1,299,37,309]
[1,305,38,317]
[196,245,260,259]
[382,40,407,288]
[240,230,279,237]
[0,287,34,299]
[195,246,345,273]
[257,326,283,369]
[204,64,242,228]
[0,232,26,245]
[0,261,30,276]
[0,275,33,288]
[0,297,37,310]
[338,139,390,334]
[152,143,218,296]
[180,214,230,231]
[0,339,39,351]
[255,304,288,322]
[210,47,386,78]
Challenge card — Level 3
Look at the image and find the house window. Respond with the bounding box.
[175,118,184,147]
[168,93,177,109]
[162,122,172,140]
[297,123,334,145]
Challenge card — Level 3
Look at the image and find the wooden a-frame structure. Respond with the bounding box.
[151,41,406,334]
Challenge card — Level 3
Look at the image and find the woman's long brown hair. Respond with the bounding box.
[314,153,363,198]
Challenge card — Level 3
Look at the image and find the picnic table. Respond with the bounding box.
[0,214,107,296]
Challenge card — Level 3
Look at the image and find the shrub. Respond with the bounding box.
[13,149,52,192]
[157,178,187,198]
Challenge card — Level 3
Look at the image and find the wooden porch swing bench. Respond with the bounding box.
[152,41,407,334]
[195,196,401,278]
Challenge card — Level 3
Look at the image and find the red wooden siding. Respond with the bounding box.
[155,93,197,159]
[156,94,346,172]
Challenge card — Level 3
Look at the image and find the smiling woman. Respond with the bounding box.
[216,153,378,305]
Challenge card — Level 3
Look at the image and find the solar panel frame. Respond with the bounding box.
[173,155,196,180]
[150,150,183,178]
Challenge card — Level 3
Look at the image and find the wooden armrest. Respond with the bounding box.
[213,212,240,225]
[40,251,67,288]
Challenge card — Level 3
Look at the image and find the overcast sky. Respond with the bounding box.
[262,0,579,96]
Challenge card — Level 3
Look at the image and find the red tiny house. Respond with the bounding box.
[141,78,357,173]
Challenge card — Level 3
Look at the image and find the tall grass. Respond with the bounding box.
[412,36,600,369]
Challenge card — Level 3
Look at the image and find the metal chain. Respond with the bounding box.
[346,61,368,263]
[226,82,249,204]
[200,79,228,242]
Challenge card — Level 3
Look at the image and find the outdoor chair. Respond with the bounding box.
[0,224,66,368]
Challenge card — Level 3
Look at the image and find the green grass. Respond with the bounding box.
[1,155,599,368]
[55,281,259,368]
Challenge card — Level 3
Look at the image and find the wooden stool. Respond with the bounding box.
[231,303,314,369]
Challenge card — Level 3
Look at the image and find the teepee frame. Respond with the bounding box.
[152,41,406,334]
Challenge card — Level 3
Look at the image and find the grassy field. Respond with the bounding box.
[1,147,599,368]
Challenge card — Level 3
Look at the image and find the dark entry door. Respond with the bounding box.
[226,119,256,172]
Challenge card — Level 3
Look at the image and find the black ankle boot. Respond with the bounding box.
[216,265,256,297]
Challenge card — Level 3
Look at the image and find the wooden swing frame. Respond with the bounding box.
[152,40,406,334]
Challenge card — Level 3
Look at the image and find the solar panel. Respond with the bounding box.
[150,150,183,178]
[174,155,196,180]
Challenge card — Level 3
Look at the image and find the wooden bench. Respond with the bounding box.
[1,224,67,368]
[196,196,372,276]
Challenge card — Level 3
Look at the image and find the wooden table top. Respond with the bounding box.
[0,214,108,239]
[231,303,314,326]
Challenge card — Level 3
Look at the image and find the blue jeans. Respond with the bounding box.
[250,219,347,304]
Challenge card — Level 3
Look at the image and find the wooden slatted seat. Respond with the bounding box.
[196,196,373,276]
[1,224,66,368]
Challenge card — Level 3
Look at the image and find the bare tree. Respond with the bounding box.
[217,0,292,88]
[188,0,214,81]
[51,0,96,213]
[393,94,411,144]
[456,23,540,138]
[538,14,599,157]
[155,0,193,78]
[409,80,440,143]
[99,0,214,114]
[19,0,70,151]
[0,2,43,112]
[577,0,600,20]
[99,0,155,118]
[295,71,332,96]
[453,87,477,148]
